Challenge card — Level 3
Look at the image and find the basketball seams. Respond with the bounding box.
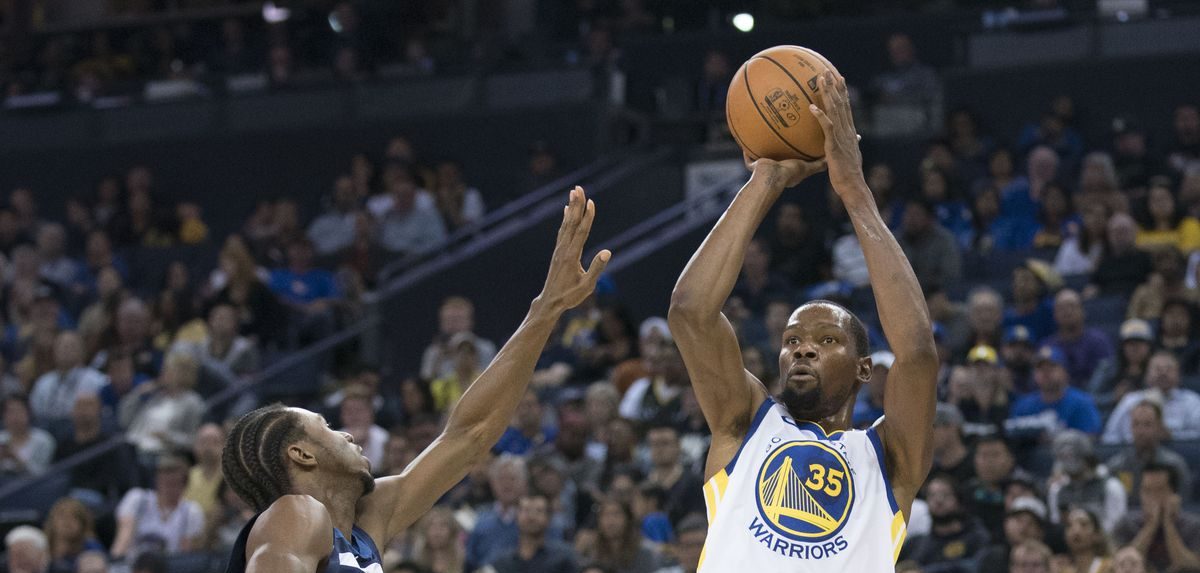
[742,58,819,161]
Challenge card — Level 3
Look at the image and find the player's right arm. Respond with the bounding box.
[669,157,825,480]
[244,495,334,573]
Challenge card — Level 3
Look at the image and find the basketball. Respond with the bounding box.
[726,45,841,161]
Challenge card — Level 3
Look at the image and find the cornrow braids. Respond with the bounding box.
[222,404,307,512]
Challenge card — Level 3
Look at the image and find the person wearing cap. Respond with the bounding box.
[609,317,670,396]
[1003,260,1057,344]
[1008,345,1102,437]
[1105,399,1193,507]
[852,350,894,427]
[953,346,1010,441]
[930,402,975,484]
[1088,213,1153,299]
[1103,350,1200,445]
[430,331,484,413]
[420,296,498,382]
[1045,289,1115,388]
[1087,318,1156,412]
[961,288,1005,359]
[1045,430,1127,532]
[1001,325,1038,394]
[974,495,1050,573]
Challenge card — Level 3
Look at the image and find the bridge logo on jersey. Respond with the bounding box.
[754,440,854,542]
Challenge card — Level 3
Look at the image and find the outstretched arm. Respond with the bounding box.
[360,187,611,543]
[810,71,939,519]
[669,155,825,481]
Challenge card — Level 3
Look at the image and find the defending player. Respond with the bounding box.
[668,71,938,571]
[222,187,610,573]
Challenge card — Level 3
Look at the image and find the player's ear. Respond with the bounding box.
[286,442,318,469]
[857,356,872,384]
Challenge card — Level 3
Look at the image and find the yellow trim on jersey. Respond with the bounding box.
[699,469,731,572]
[890,511,908,563]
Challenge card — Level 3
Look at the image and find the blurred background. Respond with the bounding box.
[0,0,1199,572]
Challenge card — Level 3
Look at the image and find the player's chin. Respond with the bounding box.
[778,384,821,416]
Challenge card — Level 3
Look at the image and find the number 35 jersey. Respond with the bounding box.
[698,398,907,572]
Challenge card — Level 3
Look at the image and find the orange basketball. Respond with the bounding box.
[726,45,841,161]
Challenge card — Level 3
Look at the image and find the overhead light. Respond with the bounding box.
[732,12,755,32]
[328,11,343,33]
[262,1,290,23]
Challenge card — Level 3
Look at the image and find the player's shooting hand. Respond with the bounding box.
[809,71,866,191]
[537,186,611,314]
[745,153,826,190]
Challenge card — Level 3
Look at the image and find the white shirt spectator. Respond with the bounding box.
[1054,236,1102,277]
[122,391,206,455]
[1102,388,1200,444]
[1047,471,1128,533]
[377,203,448,255]
[29,367,108,424]
[0,427,55,475]
[116,488,205,554]
[366,189,436,220]
[619,377,684,421]
[307,211,358,256]
[832,234,870,287]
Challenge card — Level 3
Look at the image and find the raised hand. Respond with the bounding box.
[538,186,611,312]
[809,71,866,193]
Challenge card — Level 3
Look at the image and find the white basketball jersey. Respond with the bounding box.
[698,399,906,572]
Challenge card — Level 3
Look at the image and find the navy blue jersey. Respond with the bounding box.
[226,513,384,573]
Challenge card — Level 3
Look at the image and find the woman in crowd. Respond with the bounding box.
[43,497,104,573]
[1031,182,1078,251]
[1055,202,1111,278]
[577,305,638,383]
[1158,298,1200,374]
[207,236,285,347]
[0,395,55,476]
[120,351,205,462]
[576,498,663,573]
[1127,247,1195,321]
[410,506,466,573]
[1060,506,1113,573]
[1088,319,1155,412]
[1136,178,1200,254]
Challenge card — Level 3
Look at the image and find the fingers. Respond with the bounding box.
[584,249,612,283]
[556,186,581,242]
[809,103,833,135]
[571,198,596,252]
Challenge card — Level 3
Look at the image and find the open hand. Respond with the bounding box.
[809,71,866,191]
[538,186,611,313]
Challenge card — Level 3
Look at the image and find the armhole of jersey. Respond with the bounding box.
[350,525,383,561]
[866,425,901,515]
[723,397,775,475]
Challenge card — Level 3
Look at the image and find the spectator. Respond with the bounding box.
[870,32,943,133]
[53,393,138,504]
[1018,109,1085,180]
[10,188,45,237]
[494,390,556,456]
[546,408,604,497]
[77,266,126,356]
[1167,104,1200,175]
[929,402,974,483]
[618,337,688,427]
[766,203,829,290]
[1030,183,1075,251]
[1008,540,1052,573]
[898,198,962,290]
[1061,507,1114,573]
[111,456,205,559]
[963,436,1027,541]
[1045,430,1127,532]
[421,296,497,381]
[432,161,485,231]
[490,493,578,573]
[268,238,340,347]
[466,455,532,569]
[1157,298,1200,372]
[408,507,466,573]
[652,513,705,573]
[1045,289,1114,388]
[1089,213,1153,298]
[1079,152,1125,214]
[5,525,49,573]
[950,351,1009,441]
[338,391,388,470]
[36,224,79,293]
[577,498,664,573]
[528,453,575,539]
[208,236,285,346]
[377,177,447,256]
[183,423,225,516]
[1054,202,1110,279]
[1008,345,1102,437]
[1127,248,1193,321]
[1106,400,1193,506]
[919,166,973,248]
[43,498,103,573]
[307,175,360,257]
[1003,261,1057,344]
[577,306,637,382]
[172,303,259,397]
[1103,351,1200,444]
[74,551,108,573]
[1002,325,1038,395]
[1088,319,1154,412]
[959,287,1005,357]
[1137,179,1200,254]
[203,481,255,556]
[903,474,990,572]
[1112,463,1200,572]
[632,482,672,544]
[947,108,994,182]
[0,395,55,476]
[731,238,790,316]
[853,351,893,428]
[91,298,161,379]
[430,333,483,413]
[30,331,108,431]
[975,496,1049,573]
[1111,545,1148,573]
[522,141,562,196]
[643,425,704,525]
[120,350,205,460]
[1111,117,1162,192]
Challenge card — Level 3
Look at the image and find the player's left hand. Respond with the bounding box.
[537,186,611,313]
[809,71,866,191]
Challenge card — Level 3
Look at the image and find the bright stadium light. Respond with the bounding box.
[262,1,290,24]
[732,12,755,33]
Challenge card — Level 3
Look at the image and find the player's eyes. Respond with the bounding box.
[787,337,799,345]
[822,336,835,344]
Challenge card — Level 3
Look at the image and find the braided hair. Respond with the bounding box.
[222,404,308,512]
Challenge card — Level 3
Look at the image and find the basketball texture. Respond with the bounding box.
[726,45,841,161]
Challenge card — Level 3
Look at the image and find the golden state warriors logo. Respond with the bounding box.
[754,441,854,542]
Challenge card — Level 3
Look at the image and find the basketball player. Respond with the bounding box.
[668,71,937,571]
[222,186,610,573]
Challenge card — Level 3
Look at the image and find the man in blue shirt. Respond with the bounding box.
[1008,345,1103,437]
[268,238,340,347]
[1044,289,1114,388]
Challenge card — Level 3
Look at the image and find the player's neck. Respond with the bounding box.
[293,477,361,536]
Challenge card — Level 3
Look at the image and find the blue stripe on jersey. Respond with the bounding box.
[329,526,383,572]
[866,425,901,514]
[724,398,776,474]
